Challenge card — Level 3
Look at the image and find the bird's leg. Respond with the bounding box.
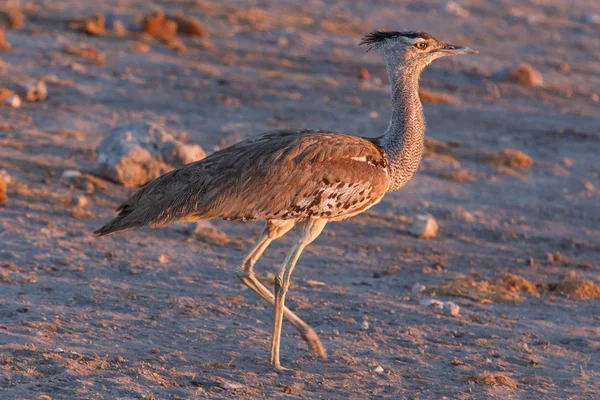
[236,220,327,359]
[270,218,327,370]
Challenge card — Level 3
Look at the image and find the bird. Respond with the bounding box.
[95,30,478,370]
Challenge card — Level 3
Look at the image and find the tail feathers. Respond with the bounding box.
[94,215,143,236]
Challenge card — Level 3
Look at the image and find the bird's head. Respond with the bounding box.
[360,30,478,69]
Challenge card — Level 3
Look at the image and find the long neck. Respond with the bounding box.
[378,56,426,192]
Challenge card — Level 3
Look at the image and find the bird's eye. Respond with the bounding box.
[415,42,427,50]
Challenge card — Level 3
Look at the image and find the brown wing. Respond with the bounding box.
[95,129,390,235]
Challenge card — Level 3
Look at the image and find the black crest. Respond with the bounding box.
[359,30,435,51]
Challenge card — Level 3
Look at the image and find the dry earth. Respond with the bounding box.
[1,0,599,399]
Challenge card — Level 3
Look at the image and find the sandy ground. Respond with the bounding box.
[1,0,599,399]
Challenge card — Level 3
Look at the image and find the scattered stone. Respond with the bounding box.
[69,13,106,35]
[410,214,439,239]
[581,14,600,25]
[444,1,470,17]
[219,379,244,391]
[0,26,10,50]
[95,121,206,187]
[333,329,340,336]
[0,8,25,29]
[170,14,208,37]
[283,386,292,394]
[61,169,83,180]
[0,169,11,184]
[72,195,88,208]
[501,62,543,87]
[358,67,370,82]
[419,298,444,311]
[443,301,460,317]
[112,20,127,36]
[143,12,178,42]
[5,94,20,108]
[411,283,426,296]
[162,140,206,165]
[361,320,369,330]
[0,174,7,204]
[18,81,48,102]
[158,254,169,264]
[53,347,64,353]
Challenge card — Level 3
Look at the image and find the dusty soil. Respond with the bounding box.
[1,0,599,399]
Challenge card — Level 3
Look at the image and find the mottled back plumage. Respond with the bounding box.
[95,129,389,236]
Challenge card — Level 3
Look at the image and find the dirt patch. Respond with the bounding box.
[428,274,540,303]
[468,371,518,389]
[479,149,533,169]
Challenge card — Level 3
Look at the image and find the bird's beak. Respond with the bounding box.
[438,44,479,55]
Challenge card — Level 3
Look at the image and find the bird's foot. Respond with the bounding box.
[273,364,293,374]
[301,327,327,360]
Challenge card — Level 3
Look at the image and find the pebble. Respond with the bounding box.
[444,1,470,17]
[61,169,82,180]
[443,301,460,317]
[373,365,385,374]
[0,174,7,204]
[410,214,439,239]
[333,329,340,336]
[53,347,64,353]
[582,14,600,25]
[18,81,48,102]
[5,94,21,108]
[361,320,369,330]
[158,254,169,264]
[72,195,88,208]
[220,380,244,391]
[411,283,426,296]
[419,298,444,311]
[502,62,543,87]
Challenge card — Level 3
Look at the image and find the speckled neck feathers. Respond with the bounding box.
[377,54,426,192]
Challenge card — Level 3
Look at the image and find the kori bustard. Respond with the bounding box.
[96,30,478,370]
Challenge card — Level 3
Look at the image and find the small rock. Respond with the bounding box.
[5,94,21,108]
[411,283,426,296]
[358,66,370,82]
[112,20,127,36]
[410,214,439,239]
[581,14,600,25]
[0,26,10,50]
[0,174,7,204]
[444,1,470,17]
[61,169,82,180]
[277,36,289,47]
[443,301,460,317]
[72,195,88,208]
[220,380,244,391]
[373,365,385,374]
[0,169,11,184]
[591,93,599,103]
[158,254,169,264]
[18,81,48,102]
[419,298,444,311]
[53,347,64,353]
[501,62,543,87]
[361,320,369,330]
[333,329,340,336]
[0,8,25,29]
[96,121,206,187]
